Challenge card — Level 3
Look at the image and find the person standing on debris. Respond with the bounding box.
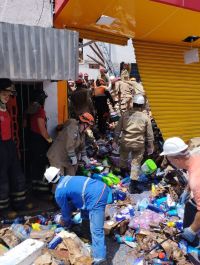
[44,167,111,265]
[115,77,133,114]
[47,112,94,175]
[83,73,90,89]
[0,79,27,211]
[92,78,115,136]
[160,137,200,246]
[98,67,109,86]
[69,78,94,119]
[26,88,52,193]
[113,94,154,193]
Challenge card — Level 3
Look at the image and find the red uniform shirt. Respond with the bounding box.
[30,106,46,135]
[0,110,12,140]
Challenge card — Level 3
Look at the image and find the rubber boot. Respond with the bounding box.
[120,168,129,179]
[129,180,140,194]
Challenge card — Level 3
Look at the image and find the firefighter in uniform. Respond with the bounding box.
[113,94,154,193]
[47,112,94,175]
[26,88,52,193]
[92,78,114,135]
[115,78,133,114]
[0,79,27,211]
[69,79,94,119]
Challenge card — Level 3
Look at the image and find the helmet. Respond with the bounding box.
[44,167,61,183]
[160,137,188,156]
[31,89,47,104]
[84,73,88,77]
[79,112,94,125]
[0,79,16,94]
[133,94,145,105]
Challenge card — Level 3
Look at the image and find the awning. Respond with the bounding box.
[0,22,79,80]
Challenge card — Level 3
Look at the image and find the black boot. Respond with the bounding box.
[120,168,129,179]
[129,180,140,194]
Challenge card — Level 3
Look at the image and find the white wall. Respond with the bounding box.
[80,39,136,79]
[43,81,58,138]
[0,0,52,27]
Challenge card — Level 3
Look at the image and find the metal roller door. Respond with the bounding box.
[134,41,200,141]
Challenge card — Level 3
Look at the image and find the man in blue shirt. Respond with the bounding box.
[44,166,111,265]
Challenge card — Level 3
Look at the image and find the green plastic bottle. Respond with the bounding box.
[102,176,113,186]
[106,173,120,185]
[141,159,157,175]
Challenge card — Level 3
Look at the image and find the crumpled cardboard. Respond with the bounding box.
[0,227,20,248]
[30,230,54,243]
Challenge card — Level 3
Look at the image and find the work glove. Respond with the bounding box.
[179,189,190,204]
[112,141,118,151]
[181,227,199,245]
[82,155,90,165]
[70,156,77,166]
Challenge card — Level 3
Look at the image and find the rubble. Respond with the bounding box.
[0,136,199,264]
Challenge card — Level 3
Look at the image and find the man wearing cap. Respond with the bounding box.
[160,137,200,246]
[47,113,94,176]
[0,79,27,212]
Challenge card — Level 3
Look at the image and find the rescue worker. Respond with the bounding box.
[160,137,200,247]
[0,79,27,211]
[26,88,52,193]
[113,94,154,193]
[115,77,133,114]
[47,112,94,175]
[44,167,124,265]
[83,73,90,89]
[120,63,130,81]
[98,67,109,86]
[92,78,115,136]
[69,79,94,119]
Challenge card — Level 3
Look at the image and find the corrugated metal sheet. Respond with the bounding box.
[134,41,200,141]
[0,22,78,80]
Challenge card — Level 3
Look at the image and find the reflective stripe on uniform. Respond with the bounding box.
[11,191,26,196]
[12,196,26,202]
[81,177,90,209]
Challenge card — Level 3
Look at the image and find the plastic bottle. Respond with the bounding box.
[102,176,113,186]
[147,204,165,213]
[37,215,47,225]
[141,159,157,175]
[106,173,120,185]
[115,234,135,244]
[138,198,149,211]
[176,203,185,219]
[120,176,130,185]
[11,224,30,241]
[48,235,63,249]
[128,204,134,217]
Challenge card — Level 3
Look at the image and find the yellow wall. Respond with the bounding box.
[134,41,200,141]
[57,81,68,124]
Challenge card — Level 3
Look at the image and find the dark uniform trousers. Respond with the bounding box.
[0,140,26,209]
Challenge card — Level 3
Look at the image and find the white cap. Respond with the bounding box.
[109,75,115,81]
[133,94,145,105]
[44,167,61,183]
[160,137,188,156]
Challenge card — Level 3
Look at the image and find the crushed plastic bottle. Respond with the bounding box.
[11,224,30,241]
